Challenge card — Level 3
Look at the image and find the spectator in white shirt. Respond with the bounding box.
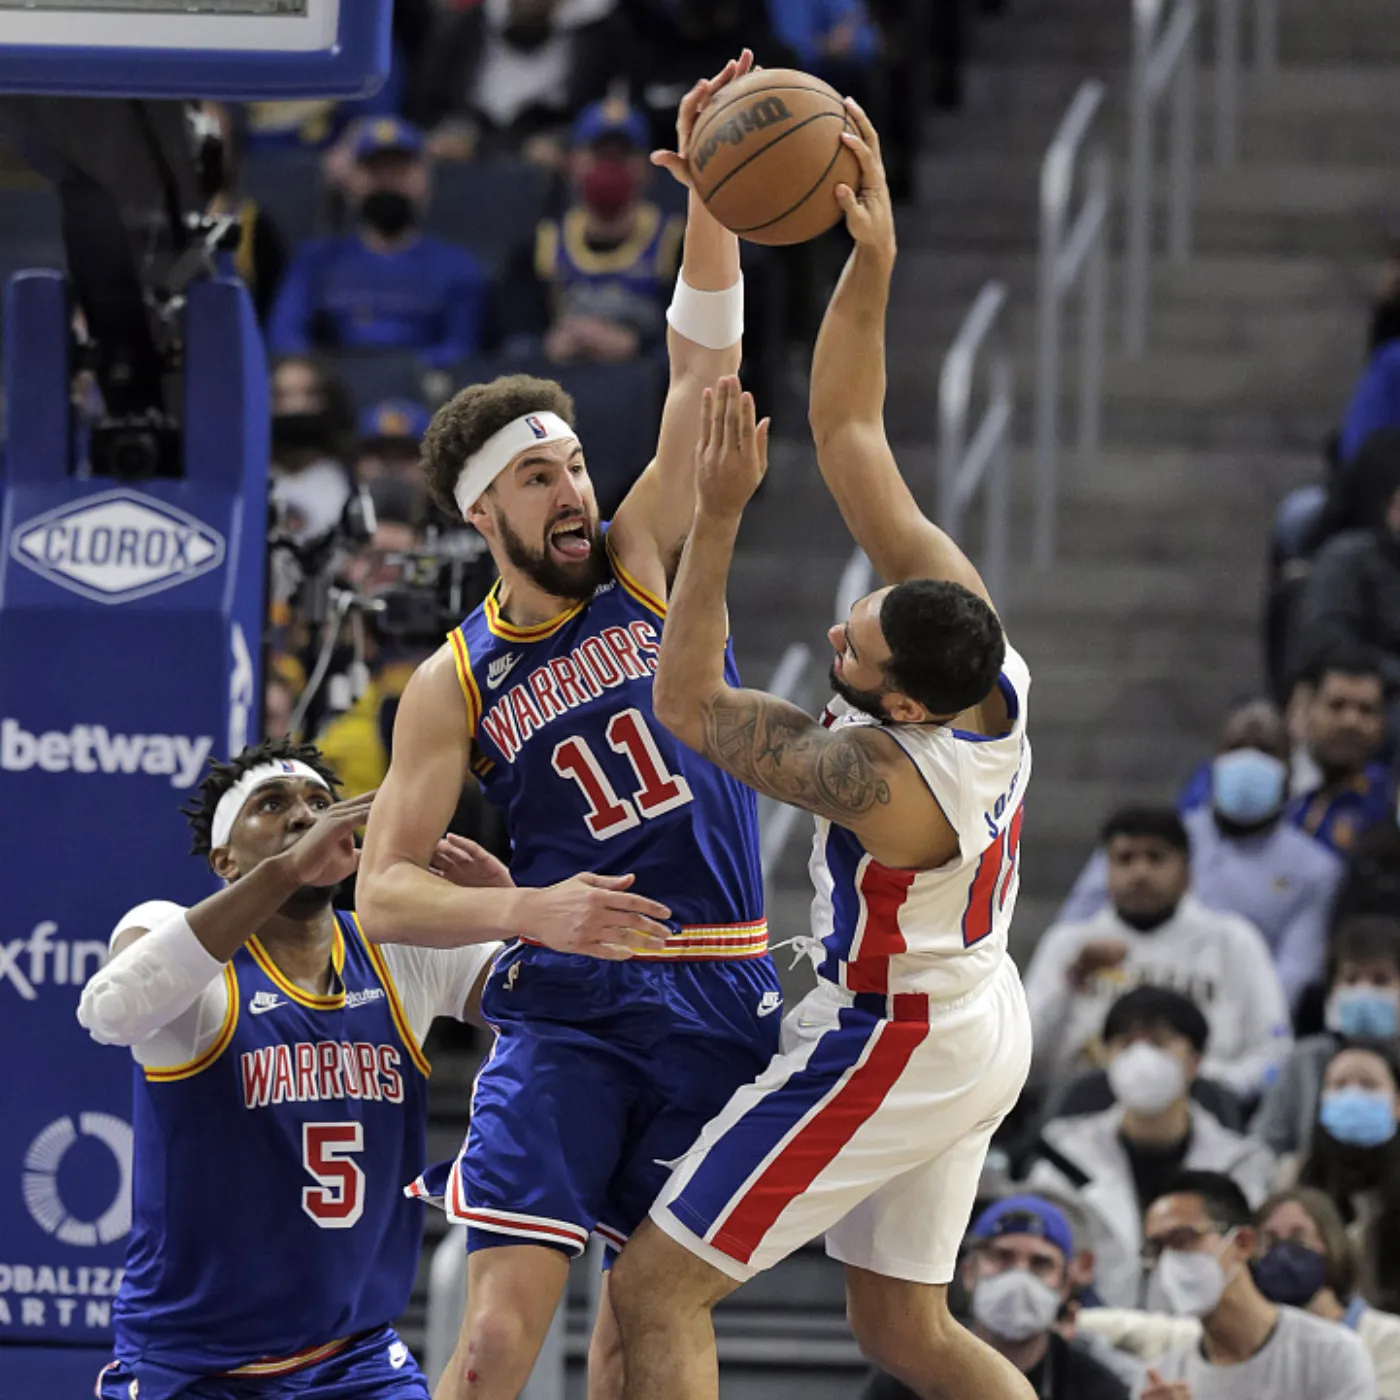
[1025,988,1276,1308]
[1058,701,1342,1014]
[1025,808,1293,1101]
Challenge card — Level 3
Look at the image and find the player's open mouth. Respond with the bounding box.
[549,521,592,562]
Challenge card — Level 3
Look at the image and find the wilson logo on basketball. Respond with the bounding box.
[693,96,794,173]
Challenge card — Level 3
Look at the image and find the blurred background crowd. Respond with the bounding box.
[6,0,1400,1397]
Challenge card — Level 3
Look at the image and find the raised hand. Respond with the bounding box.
[282,790,376,889]
[834,97,896,261]
[695,375,770,520]
[652,48,756,190]
[525,872,673,961]
[431,834,515,890]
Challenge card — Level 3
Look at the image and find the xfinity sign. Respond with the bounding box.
[10,490,225,604]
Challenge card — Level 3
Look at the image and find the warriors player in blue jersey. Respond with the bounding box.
[77,738,505,1400]
[356,53,777,1400]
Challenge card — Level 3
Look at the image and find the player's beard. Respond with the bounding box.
[829,662,891,723]
[495,509,610,602]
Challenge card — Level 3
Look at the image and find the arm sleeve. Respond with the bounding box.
[1202,919,1293,1097]
[1022,921,1084,1084]
[265,247,317,356]
[378,940,500,1047]
[95,901,231,1068]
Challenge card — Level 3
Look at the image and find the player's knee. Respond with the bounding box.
[611,1224,720,1332]
[847,1276,955,1377]
[458,1302,532,1378]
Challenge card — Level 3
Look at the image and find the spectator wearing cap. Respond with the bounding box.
[1079,1185,1400,1397]
[1254,917,1400,1160]
[1025,807,1292,1101]
[355,399,431,489]
[1131,1171,1374,1399]
[1024,988,1276,1309]
[498,99,684,364]
[1061,700,1342,1016]
[863,1195,1131,1400]
[1286,648,1391,858]
[267,117,488,368]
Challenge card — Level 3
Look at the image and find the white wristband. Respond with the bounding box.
[77,909,224,1046]
[666,274,744,351]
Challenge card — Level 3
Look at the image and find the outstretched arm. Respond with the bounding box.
[608,53,750,597]
[808,100,992,608]
[653,378,916,846]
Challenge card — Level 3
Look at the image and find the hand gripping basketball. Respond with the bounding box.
[652,48,757,192]
[834,98,896,261]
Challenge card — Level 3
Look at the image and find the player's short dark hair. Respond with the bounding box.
[877,580,1005,716]
[1100,805,1190,855]
[179,737,341,856]
[1150,1171,1254,1230]
[1103,985,1209,1054]
[421,374,577,520]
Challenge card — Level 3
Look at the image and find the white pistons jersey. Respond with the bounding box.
[809,643,1031,1004]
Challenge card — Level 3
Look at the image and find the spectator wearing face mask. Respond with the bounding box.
[1078,1186,1400,1398]
[1253,917,1400,1159]
[862,1195,1131,1400]
[1133,1171,1374,1399]
[1062,700,1342,1014]
[1291,1039,1400,1314]
[1286,648,1392,857]
[355,399,432,489]
[267,118,489,368]
[1025,808,1292,1100]
[267,355,356,545]
[500,99,683,362]
[1023,988,1275,1309]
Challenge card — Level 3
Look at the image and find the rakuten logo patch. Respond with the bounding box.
[0,720,211,789]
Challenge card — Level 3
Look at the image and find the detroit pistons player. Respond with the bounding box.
[609,102,1037,1400]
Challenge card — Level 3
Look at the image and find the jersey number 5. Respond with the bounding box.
[962,802,1025,947]
[302,1122,365,1229]
[552,708,694,839]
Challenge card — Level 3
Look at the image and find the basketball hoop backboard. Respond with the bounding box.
[0,0,392,99]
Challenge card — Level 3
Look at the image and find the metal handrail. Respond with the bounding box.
[1125,0,1200,359]
[1215,0,1281,167]
[758,641,814,883]
[1034,80,1109,569]
[939,280,1014,604]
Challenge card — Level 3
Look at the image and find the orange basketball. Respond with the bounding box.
[688,69,861,246]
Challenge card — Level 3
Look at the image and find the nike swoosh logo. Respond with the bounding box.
[487,656,521,689]
[249,999,287,1015]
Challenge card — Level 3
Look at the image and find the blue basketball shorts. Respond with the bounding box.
[95,1327,429,1400]
[409,942,781,1256]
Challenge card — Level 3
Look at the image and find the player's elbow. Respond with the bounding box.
[352,862,399,943]
[652,679,705,749]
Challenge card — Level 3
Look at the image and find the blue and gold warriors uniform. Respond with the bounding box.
[98,912,477,1400]
[410,543,779,1257]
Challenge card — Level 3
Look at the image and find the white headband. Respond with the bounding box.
[211,760,331,850]
[453,411,580,516]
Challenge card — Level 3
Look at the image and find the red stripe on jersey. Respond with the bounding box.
[712,1019,929,1262]
[846,860,918,994]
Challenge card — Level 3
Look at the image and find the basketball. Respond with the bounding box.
[688,69,861,246]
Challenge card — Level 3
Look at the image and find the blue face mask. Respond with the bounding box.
[1212,747,1288,824]
[1327,986,1400,1040]
[1251,1241,1328,1307]
[1320,1087,1398,1148]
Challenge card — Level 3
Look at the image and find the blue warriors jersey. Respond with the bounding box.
[114,913,431,1380]
[448,545,766,957]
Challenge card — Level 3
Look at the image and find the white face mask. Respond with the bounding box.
[970,1268,1063,1343]
[1107,1041,1187,1116]
[1147,1231,1238,1318]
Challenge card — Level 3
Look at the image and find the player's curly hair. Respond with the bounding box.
[179,737,341,857]
[421,374,576,520]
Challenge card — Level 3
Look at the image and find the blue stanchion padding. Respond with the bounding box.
[0,0,392,101]
[0,273,267,1352]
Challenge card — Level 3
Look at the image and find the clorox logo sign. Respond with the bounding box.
[9,490,225,605]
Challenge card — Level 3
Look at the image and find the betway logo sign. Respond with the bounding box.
[1,720,211,789]
[10,489,224,604]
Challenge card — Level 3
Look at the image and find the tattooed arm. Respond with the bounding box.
[653,378,916,839]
